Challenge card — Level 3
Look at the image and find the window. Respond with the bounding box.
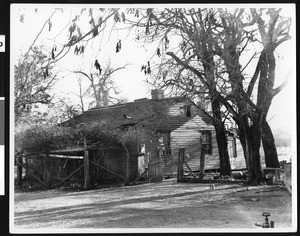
[228,137,237,158]
[232,137,237,157]
[201,131,212,155]
[186,105,192,117]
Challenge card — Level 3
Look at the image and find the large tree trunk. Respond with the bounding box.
[257,50,280,168]
[203,42,232,176]
[248,117,264,184]
[261,118,280,168]
[237,116,264,184]
[215,125,231,176]
[211,98,231,176]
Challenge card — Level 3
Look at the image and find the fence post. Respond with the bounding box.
[43,152,51,188]
[284,162,292,193]
[17,152,23,187]
[199,135,206,182]
[83,138,90,190]
[159,156,162,182]
[125,153,131,183]
[177,148,185,182]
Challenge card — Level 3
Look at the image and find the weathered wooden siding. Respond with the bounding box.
[160,115,218,176]
[143,101,212,132]
[228,139,266,170]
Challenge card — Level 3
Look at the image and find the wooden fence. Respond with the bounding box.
[148,158,162,182]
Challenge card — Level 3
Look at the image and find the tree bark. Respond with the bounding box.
[203,41,232,177]
[211,97,231,176]
[256,50,280,168]
[248,118,264,185]
[261,118,280,168]
[215,126,231,176]
[237,116,264,184]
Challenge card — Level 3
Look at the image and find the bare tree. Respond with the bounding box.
[250,8,291,168]
[215,8,291,182]
[128,8,292,183]
[14,7,130,118]
[130,8,232,176]
[73,62,128,108]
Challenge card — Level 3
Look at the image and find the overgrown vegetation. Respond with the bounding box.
[15,120,158,154]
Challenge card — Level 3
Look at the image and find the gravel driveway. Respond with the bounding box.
[12,178,294,233]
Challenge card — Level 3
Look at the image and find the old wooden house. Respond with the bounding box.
[62,89,247,183]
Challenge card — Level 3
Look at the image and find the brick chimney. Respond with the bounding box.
[151,89,164,100]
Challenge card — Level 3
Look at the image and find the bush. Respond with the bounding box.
[16,124,79,153]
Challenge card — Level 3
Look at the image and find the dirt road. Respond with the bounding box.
[13,178,293,232]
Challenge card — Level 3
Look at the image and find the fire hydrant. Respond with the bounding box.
[255,212,275,228]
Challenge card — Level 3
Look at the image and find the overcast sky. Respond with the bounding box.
[10,4,296,133]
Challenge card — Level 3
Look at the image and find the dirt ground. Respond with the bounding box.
[13,178,293,233]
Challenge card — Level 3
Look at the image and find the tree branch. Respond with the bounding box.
[166,51,238,118]
[247,53,262,96]
[23,10,58,59]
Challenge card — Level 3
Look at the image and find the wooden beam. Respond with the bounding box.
[89,159,126,181]
[42,154,83,159]
[16,162,48,189]
[56,163,84,188]
[50,148,84,153]
[184,160,197,179]
[128,168,148,185]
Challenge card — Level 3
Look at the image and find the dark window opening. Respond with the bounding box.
[186,105,191,117]
[201,131,212,155]
[228,137,237,158]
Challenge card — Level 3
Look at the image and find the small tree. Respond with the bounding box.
[14,45,58,119]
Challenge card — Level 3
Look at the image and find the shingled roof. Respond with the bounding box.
[63,94,213,131]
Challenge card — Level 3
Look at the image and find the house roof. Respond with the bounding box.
[64,96,213,131]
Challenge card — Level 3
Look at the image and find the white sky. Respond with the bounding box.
[10,4,296,132]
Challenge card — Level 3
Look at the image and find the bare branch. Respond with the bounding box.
[166,51,238,118]
[247,53,262,96]
[24,10,58,59]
